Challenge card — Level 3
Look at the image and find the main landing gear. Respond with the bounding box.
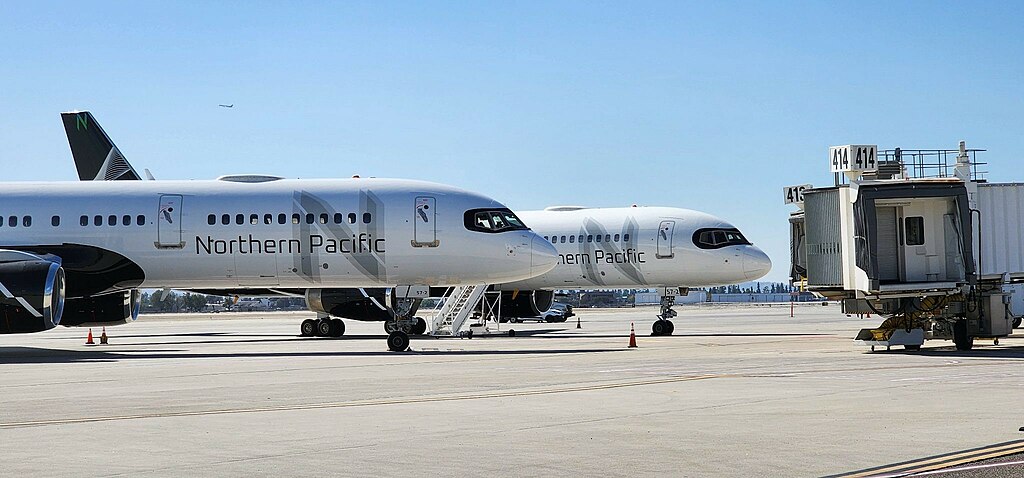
[652,294,678,336]
[300,315,345,338]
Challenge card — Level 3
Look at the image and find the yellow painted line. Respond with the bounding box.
[834,440,1024,477]
[0,373,735,429]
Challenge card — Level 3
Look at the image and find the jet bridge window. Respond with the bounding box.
[693,228,751,249]
[905,217,925,246]
[463,208,529,233]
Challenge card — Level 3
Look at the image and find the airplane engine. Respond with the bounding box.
[60,289,141,327]
[306,288,412,322]
[0,259,66,334]
[500,290,554,318]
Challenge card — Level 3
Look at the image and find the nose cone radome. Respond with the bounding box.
[743,247,772,280]
[531,236,558,276]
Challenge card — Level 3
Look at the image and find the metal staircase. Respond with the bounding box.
[429,285,488,336]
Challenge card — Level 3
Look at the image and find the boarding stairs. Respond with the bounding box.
[428,285,488,336]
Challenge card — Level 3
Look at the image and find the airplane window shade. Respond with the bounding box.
[463,208,530,233]
[692,228,751,249]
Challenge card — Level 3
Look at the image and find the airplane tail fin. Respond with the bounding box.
[61,111,142,181]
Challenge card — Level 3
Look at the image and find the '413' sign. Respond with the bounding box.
[829,145,877,173]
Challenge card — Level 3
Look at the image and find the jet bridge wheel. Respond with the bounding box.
[953,319,974,351]
[387,331,410,351]
[300,319,317,337]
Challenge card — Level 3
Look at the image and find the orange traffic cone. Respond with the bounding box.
[628,323,637,348]
[100,327,108,345]
[85,328,95,345]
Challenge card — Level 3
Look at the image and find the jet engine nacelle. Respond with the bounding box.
[60,289,141,327]
[500,290,554,318]
[306,288,414,322]
[0,258,66,334]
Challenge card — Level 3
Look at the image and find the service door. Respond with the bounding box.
[876,207,900,282]
[156,194,184,249]
[656,220,675,259]
[413,196,438,247]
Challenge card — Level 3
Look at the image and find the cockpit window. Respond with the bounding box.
[693,227,750,249]
[464,208,529,233]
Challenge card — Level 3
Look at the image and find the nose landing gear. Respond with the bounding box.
[652,294,678,336]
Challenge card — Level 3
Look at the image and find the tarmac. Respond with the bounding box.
[2,303,1024,477]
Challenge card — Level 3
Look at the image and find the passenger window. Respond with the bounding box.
[906,217,925,246]
[605,234,611,243]
[292,214,300,224]
[235,214,244,225]
[122,215,131,226]
[264,214,273,225]
[305,213,314,224]
[9,216,17,227]
[222,214,230,225]
[596,235,602,243]
[550,236,556,243]
[80,215,88,226]
[614,234,620,242]
[208,214,216,225]
[561,236,567,243]
[137,215,145,226]
[544,236,549,242]
[278,213,287,225]
[250,214,259,225]
[587,235,593,243]
[578,235,584,243]
[94,215,102,226]
[23,216,32,227]
[624,234,630,242]
[319,213,328,224]
[348,213,357,224]
[334,213,343,224]
[569,235,575,243]
[363,213,371,224]
[52,216,60,227]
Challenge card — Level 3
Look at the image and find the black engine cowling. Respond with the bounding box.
[0,258,65,334]
[60,289,141,327]
[306,288,420,321]
[500,290,554,318]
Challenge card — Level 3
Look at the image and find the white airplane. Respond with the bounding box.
[62,111,770,337]
[2,122,558,352]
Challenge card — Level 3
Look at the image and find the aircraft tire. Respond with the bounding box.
[316,319,332,337]
[329,319,345,337]
[300,319,317,337]
[412,317,427,335]
[387,331,410,351]
[651,320,668,336]
[1014,317,1022,329]
[665,320,675,335]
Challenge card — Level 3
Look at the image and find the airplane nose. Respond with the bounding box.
[531,236,558,276]
[742,247,772,280]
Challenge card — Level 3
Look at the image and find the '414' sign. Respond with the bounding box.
[829,145,877,173]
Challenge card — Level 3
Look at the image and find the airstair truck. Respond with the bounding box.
[786,142,1020,351]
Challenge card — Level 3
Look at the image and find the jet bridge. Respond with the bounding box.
[786,142,1021,351]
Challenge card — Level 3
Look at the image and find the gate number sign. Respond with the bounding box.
[829,145,877,173]
[783,184,812,205]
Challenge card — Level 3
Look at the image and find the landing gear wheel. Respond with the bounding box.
[329,319,345,337]
[652,320,669,336]
[664,320,675,335]
[387,331,410,351]
[953,319,974,351]
[316,319,333,337]
[411,317,427,335]
[1014,317,1022,329]
[300,319,316,337]
[384,321,400,334]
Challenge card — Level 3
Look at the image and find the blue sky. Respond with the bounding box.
[2,1,1022,282]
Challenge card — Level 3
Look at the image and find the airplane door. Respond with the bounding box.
[156,194,185,249]
[656,220,675,259]
[413,196,438,247]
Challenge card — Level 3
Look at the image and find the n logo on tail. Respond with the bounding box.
[61,111,141,181]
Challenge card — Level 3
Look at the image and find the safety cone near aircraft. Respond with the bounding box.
[100,327,108,345]
[628,323,637,348]
[85,329,95,345]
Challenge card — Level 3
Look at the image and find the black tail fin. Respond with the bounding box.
[61,111,141,181]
